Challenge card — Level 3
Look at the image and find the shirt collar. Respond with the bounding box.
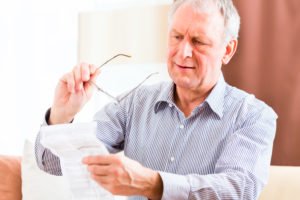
[154,74,226,118]
[154,82,175,113]
[204,74,226,118]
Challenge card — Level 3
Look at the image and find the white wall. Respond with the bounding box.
[0,0,171,155]
[0,0,97,155]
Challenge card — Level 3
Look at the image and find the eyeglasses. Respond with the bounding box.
[90,54,159,103]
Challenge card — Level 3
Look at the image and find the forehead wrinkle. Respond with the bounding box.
[171,18,197,40]
[170,3,225,44]
[176,5,209,31]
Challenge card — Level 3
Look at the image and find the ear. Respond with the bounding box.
[222,39,238,65]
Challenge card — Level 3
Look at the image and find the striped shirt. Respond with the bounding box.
[35,74,277,200]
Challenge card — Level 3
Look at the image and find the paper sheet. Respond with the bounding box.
[40,122,114,200]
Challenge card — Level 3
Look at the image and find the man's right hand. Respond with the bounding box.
[49,63,100,125]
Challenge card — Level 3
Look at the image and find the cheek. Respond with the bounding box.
[194,49,220,68]
[167,38,179,58]
[194,52,206,68]
[167,45,177,60]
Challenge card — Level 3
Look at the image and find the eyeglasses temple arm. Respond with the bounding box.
[90,81,119,101]
[117,72,159,102]
[95,53,131,73]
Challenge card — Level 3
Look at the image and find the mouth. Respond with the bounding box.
[175,63,195,70]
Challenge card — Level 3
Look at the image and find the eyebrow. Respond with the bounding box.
[170,29,212,44]
[170,29,182,35]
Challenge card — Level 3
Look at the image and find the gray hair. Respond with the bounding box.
[169,0,240,41]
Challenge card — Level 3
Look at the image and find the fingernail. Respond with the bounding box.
[85,73,90,80]
[78,83,83,91]
[69,85,75,93]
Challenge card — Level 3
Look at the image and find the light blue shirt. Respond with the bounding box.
[36,74,277,200]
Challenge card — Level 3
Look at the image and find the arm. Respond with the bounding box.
[35,132,62,175]
[159,106,277,200]
[35,63,100,174]
[82,106,276,199]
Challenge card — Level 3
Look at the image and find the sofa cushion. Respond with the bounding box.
[21,140,71,200]
[0,155,22,200]
[259,166,300,200]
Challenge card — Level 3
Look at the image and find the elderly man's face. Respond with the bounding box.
[167,3,229,92]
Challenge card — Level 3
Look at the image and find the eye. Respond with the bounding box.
[169,33,183,45]
[173,34,183,40]
[192,38,207,46]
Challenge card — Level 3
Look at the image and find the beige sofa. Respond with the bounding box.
[1,147,300,200]
[0,155,21,200]
[0,141,127,200]
[0,141,71,200]
[259,166,300,200]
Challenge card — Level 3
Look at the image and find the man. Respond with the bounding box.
[35,0,277,199]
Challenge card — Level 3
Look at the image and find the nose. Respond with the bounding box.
[180,41,193,58]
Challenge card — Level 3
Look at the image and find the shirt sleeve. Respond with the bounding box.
[159,105,277,200]
[93,100,129,153]
[35,100,129,175]
[34,108,62,176]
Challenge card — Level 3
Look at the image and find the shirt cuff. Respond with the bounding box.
[41,108,51,126]
[42,108,74,126]
[35,108,63,175]
[159,171,190,200]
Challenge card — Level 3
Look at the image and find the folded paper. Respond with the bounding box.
[40,122,114,200]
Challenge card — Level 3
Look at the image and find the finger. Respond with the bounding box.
[89,64,97,74]
[83,155,119,165]
[87,164,110,176]
[83,64,98,92]
[73,65,83,91]
[90,175,115,193]
[90,174,114,185]
[60,72,75,93]
[81,63,91,82]
[83,155,109,165]
[89,64,101,82]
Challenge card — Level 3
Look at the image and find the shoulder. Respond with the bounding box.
[115,81,172,113]
[131,81,172,102]
[224,84,277,123]
[138,81,170,93]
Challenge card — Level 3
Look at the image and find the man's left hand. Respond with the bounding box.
[82,154,163,199]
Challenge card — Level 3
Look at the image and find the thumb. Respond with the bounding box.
[84,66,101,95]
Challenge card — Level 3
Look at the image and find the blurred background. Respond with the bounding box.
[0,0,171,155]
[0,0,299,166]
[224,0,300,165]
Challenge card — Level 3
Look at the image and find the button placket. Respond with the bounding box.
[170,156,175,162]
[164,109,188,172]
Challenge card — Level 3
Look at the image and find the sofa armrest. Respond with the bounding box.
[259,165,300,200]
[0,155,22,200]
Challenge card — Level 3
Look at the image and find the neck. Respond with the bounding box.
[174,85,213,117]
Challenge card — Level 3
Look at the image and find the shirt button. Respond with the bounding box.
[170,157,175,162]
[168,103,173,107]
[179,124,184,129]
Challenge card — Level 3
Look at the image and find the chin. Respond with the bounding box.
[174,76,198,89]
